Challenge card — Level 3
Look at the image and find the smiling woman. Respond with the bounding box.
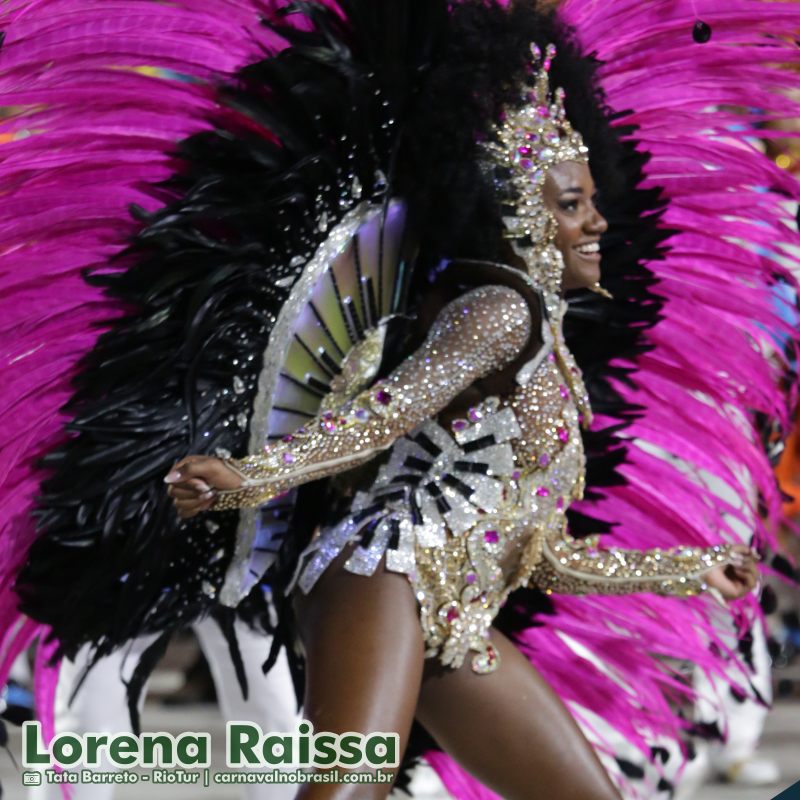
[545,161,608,291]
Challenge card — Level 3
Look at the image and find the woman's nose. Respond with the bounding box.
[586,205,608,234]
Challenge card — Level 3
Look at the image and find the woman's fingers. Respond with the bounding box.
[706,557,760,599]
[730,563,758,592]
[165,455,241,518]
[165,456,242,490]
[174,496,216,519]
[168,485,216,501]
[165,456,210,484]
[167,478,212,499]
[168,486,196,500]
[730,543,761,562]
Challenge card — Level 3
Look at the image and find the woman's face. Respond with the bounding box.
[542,161,608,291]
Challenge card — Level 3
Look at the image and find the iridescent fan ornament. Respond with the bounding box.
[484,43,589,299]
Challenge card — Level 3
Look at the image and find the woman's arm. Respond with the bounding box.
[167,284,534,515]
[530,534,759,600]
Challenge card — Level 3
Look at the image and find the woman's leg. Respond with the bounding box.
[296,556,620,800]
[295,561,426,799]
[416,628,621,800]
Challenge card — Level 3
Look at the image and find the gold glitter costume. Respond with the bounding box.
[209,41,740,674]
[215,277,735,673]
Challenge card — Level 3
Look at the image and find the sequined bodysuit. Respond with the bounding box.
[216,279,734,673]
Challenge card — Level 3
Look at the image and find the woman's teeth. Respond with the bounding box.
[575,242,599,254]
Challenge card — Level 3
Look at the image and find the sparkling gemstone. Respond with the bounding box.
[518,145,532,156]
[484,530,499,544]
[536,486,550,497]
[323,420,337,433]
[538,453,550,467]
[540,148,554,161]
[557,427,569,443]
[452,419,468,431]
[512,470,521,481]
[282,452,296,464]
[446,607,460,622]
[355,408,369,421]
[519,158,533,170]
[466,573,477,584]
[233,376,245,395]
[559,384,570,399]
[467,408,483,422]
[556,497,565,510]
[282,434,294,443]
[375,389,392,405]
[547,353,556,363]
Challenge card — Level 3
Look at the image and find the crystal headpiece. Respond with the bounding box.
[485,43,589,294]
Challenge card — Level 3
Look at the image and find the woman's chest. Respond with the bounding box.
[505,357,586,505]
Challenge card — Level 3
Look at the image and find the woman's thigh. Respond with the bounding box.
[416,628,621,800]
[295,558,426,799]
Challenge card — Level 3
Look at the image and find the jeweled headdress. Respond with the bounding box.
[485,43,589,295]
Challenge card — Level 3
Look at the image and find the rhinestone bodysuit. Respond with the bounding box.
[216,283,735,673]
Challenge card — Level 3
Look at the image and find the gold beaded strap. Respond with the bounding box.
[533,533,735,597]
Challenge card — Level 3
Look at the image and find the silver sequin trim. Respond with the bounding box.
[221,203,376,607]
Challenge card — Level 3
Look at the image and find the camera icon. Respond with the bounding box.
[22,772,42,786]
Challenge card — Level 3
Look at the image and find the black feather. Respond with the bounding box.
[124,632,171,735]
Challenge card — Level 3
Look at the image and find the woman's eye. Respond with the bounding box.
[558,200,578,211]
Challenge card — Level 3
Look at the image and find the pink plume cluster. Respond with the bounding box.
[430,1,800,797]
[0,0,279,744]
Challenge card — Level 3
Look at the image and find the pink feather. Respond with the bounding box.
[429,1,800,796]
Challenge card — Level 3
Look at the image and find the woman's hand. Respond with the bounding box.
[164,456,243,519]
[704,544,760,600]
